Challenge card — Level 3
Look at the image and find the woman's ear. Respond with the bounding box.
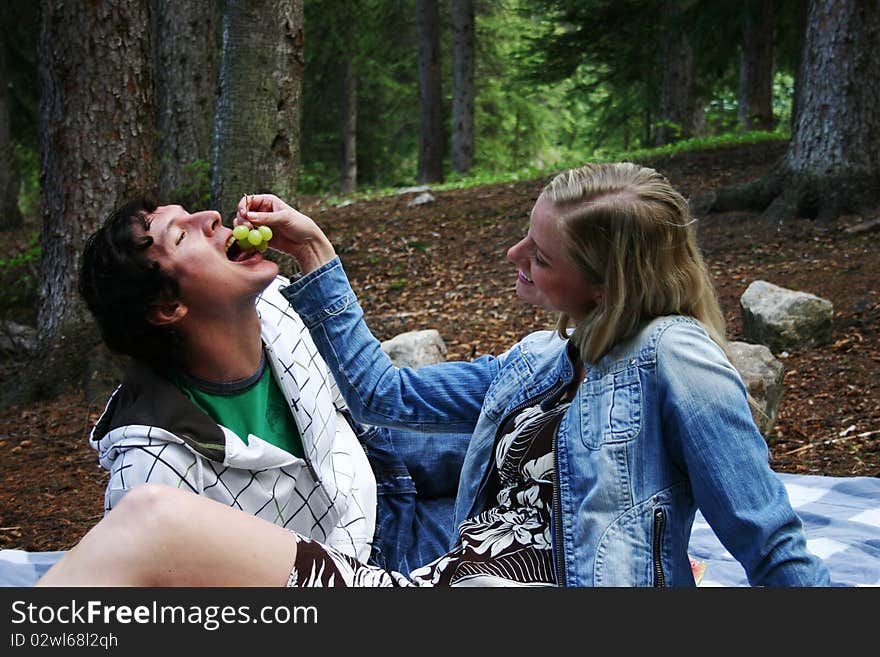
[589,283,604,307]
[147,300,188,326]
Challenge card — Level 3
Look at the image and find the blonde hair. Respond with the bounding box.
[544,162,727,364]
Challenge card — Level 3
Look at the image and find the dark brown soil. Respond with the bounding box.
[1,140,877,552]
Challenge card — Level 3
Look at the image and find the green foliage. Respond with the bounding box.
[514,0,794,171]
[168,159,212,209]
[604,130,789,165]
[308,130,789,212]
[472,3,552,172]
[703,71,795,135]
[300,0,420,194]
[5,0,803,210]
[405,239,431,252]
[0,231,40,315]
[772,72,796,129]
[450,129,790,192]
[516,0,665,147]
[12,143,39,220]
[299,0,802,196]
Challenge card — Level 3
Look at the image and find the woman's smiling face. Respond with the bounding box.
[506,194,602,321]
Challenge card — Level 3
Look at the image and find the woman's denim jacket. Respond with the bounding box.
[282,258,831,587]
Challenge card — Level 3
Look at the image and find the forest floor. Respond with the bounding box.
[1,139,878,552]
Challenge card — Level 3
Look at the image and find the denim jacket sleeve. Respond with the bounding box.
[656,322,831,586]
[280,257,502,434]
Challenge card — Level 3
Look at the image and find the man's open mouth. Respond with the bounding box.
[226,235,258,262]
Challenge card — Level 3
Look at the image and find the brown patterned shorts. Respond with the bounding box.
[286,531,413,588]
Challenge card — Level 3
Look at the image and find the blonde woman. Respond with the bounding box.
[38,163,829,587]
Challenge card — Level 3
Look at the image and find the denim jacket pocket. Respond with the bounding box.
[580,362,642,449]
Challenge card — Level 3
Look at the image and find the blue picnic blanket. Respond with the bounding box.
[688,473,880,587]
[2,473,878,587]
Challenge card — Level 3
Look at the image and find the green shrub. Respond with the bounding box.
[0,231,40,321]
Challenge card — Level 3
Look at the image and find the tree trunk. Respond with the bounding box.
[416,0,444,183]
[451,0,475,174]
[691,96,706,138]
[36,0,158,398]
[655,0,693,146]
[781,0,880,221]
[155,0,221,207]
[340,58,357,195]
[789,0,809,132]
[212,0,304,218]
[738,0,776,132]
[695,0,880,225]
[0,28,22,230]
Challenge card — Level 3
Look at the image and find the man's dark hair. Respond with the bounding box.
[78,198,182,369]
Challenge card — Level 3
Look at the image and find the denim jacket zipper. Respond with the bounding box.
[548,375,580,588]
[652,507,666,587]
[466,379,564,521]
[466,376,572,586]
[552,439,566,587]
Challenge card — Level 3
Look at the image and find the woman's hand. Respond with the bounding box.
[234,194,336,274]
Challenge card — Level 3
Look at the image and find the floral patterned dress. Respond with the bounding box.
[287,399,570,588]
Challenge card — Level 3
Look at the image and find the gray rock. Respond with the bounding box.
[381,329,447,369]
[0,321,37,356]
[407,192,436,207]
[727,340,785,437]
[740,280,833,353]
[395,185,431,195]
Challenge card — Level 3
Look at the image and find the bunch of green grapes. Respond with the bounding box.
[232,224,273,253]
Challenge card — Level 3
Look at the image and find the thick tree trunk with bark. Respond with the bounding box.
[738,0,776,132]
[0,31,22,230]
[340,58,357,195]
[655,0,694,146]
[156,0,221,206]
[35,0,158,399]
[451,0,475,174]
[416,0,444,183]
[212,0,304,217]
[696,0,880,225]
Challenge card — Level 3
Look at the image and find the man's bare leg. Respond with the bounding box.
[36,483,297,587]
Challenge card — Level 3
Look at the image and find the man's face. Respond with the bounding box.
[144,205,278,321]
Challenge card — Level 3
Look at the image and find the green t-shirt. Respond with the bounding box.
[176,353,304,458]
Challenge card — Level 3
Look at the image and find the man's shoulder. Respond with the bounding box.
[93,361,227,461]
[257,276,306,323]
[260,274,292,299]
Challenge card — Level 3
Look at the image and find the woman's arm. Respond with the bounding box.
[657,321,831,586]
[238,193,502,433]
[281,258,500,433]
